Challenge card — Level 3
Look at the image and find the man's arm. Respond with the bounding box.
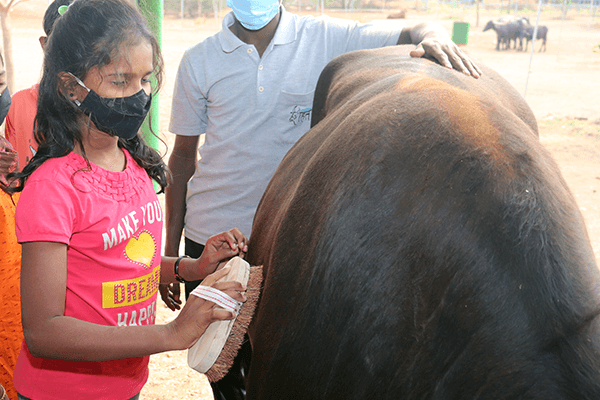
[399,22,482,78]
[160,134,200,310]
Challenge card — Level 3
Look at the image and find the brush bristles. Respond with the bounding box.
[205,265,263,382]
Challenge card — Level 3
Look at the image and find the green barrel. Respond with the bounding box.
[452,21,470,45]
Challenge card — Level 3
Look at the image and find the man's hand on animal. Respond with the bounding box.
[411,37,481,78]
[401,22,482,78]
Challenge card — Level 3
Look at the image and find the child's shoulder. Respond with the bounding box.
[28,152,84,184]
[19,154,82,207]
[11,84,39,103]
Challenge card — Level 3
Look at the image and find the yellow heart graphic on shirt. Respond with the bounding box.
[125,232,156,268]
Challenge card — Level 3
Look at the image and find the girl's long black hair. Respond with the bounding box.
[8,0,169,193]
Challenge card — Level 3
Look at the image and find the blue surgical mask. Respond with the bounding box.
[227,0,280,30]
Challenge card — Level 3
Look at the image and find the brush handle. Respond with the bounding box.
[187,257,251,374]
[190,285,242,313]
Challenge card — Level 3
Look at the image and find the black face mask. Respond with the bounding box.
[0,88,11,126]
[71,75,151,140]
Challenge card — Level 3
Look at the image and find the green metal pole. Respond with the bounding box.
[138,0,163,191]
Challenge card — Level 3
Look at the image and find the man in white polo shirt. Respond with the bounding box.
[164,0,480,397]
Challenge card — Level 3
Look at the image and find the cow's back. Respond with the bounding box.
[247,47,600,400]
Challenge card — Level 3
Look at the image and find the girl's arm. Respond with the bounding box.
[21,241,246,362]
[159,228,248,284]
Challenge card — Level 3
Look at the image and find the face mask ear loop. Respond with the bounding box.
[67,72,90,92]
[66,72,90,107]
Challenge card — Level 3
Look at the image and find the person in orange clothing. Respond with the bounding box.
[0,163,21,400]
[4,0,72,171]
[0,72,21,400]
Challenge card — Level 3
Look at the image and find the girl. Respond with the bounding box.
[9,0,248,398]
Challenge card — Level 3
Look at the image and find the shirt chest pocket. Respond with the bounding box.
[276,90,315,145]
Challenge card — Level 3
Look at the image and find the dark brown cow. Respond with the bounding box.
[483,18,528,51]
[521,25,548,52]
[245,46,600,400]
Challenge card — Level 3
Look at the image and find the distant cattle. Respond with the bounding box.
[521,25,548,52]
[245,46,600,400]
[484,17,530,50]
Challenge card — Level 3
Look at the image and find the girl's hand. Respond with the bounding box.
[167,266,247,350]
[199,228,248,275]
[159,229,247,300]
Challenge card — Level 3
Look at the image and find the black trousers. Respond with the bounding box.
[184,237,252,400]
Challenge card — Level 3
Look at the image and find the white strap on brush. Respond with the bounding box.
[187,257,250,374]
[190,285,242,314]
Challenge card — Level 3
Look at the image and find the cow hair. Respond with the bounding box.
[246,47,600,400]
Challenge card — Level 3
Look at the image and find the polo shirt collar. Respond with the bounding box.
[219,6,297,53]
[272,6,297,45]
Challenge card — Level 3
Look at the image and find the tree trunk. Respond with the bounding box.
[0,8,15,94]
[0,0,30,93]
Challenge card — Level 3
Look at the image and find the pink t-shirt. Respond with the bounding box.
[14,150,163,400]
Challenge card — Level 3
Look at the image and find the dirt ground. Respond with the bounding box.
[6,2,600,399]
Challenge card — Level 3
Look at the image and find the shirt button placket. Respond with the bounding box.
[247,47,263,94]
[257,59,264,94]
